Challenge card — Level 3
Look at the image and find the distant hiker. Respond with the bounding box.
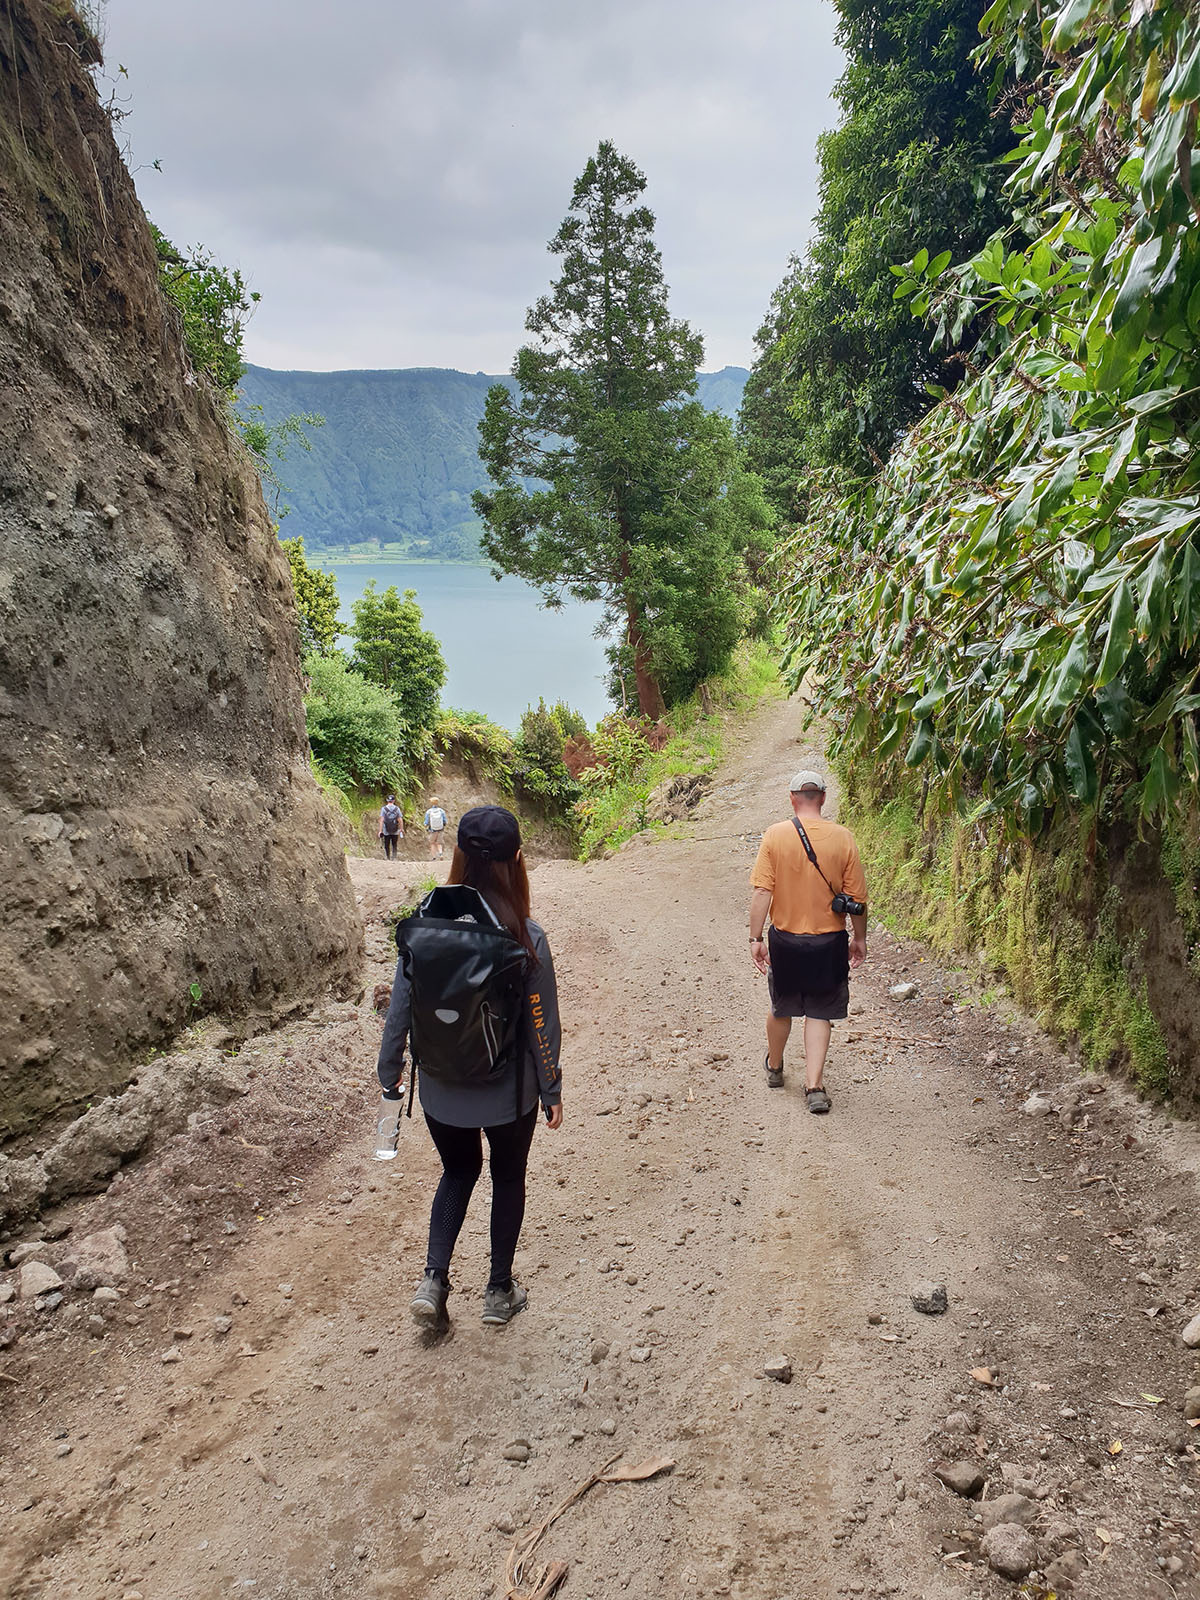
[378,795,404,860]
[424,797,448,858]
[376,805,563,1328]
[748,770,868,1113]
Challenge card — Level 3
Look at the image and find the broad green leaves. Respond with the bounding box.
[773,0,1200,828]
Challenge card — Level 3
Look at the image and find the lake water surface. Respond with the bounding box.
[320,561,611,731]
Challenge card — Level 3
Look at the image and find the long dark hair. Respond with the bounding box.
[448,846,537,965]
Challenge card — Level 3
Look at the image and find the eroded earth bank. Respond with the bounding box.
[2,697,1199,1600]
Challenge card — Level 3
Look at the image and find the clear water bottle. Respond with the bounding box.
[374,1093,403,1161]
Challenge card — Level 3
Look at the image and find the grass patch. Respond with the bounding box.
[575,639,782,859]
[843,766,1172,1097]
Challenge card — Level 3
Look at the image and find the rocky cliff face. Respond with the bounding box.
[0,1,362,1140]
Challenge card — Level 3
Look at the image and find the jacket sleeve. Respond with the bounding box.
[376,960,412,1096]
[525,929,562,1107]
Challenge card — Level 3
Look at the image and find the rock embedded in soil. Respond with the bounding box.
[1183,1386,1200,1421]
[502,1441,531,1462]
[981,1493,1037,1531]
[1044,1550,1086,1590]
[763,1356,793,1383]
[888,982,918,1000]
[60,1226,129,1289]
[934,1461,986,1498]
[910,1280,948,1315]
[1180,1309,1200,1348]
[8,1241,47,1268]
[1021,1093,1053,1117]
[19,1261,63,1300]
[981,1522,1037,1581]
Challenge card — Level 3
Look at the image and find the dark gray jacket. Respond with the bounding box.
[376,918,561,1128]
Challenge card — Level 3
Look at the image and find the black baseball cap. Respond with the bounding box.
[457,805,521,863]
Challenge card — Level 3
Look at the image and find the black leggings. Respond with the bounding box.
[424,1105,539,1289]
[382,833,400,859]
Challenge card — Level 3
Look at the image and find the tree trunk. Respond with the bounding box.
[622,592,665,720]
[617,517,665,721]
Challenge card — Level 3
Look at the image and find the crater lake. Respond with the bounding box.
[319,560,611,731]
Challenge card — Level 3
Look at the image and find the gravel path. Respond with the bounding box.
[2,696,1199,1599]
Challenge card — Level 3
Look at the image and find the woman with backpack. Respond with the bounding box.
[375,805,563,1327]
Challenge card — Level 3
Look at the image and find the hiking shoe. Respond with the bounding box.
[410,1271,449,1325]
[764,1053,784,1089]
[805,1086,832,1115]
[482,1282,528,1325]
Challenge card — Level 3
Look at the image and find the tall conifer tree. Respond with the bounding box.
[475,142,770,717]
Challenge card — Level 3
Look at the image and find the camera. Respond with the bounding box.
[831,892,866,917]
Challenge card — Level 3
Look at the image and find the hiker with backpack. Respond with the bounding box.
[375,805,563,1328]
[378,796,404,860]
[424,797,448,858]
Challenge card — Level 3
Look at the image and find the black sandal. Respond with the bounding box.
[805,1087,832,1114]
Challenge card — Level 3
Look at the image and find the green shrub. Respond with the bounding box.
[435,709,516,786]
[303,653,406,792]
[513,700,584,809]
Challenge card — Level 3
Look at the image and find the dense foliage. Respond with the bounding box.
[512,700,588,808]
[475,142,772,717]
[281,537,340,656]
[349,581,446,762]
[777,0,1200,831]
[302,653,407,792]
[239,365,749,558]
[152,225,258,396]
[740,0,1014,514]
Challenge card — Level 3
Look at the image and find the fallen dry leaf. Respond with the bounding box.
[1140,1394,1164,1404]
[1096,1527,1112,1545]
[1108,1440,1123,1456]
[600,1456,675,1483]
[969,1367,996,1387]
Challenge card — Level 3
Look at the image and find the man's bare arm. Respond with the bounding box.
[748,887,772,974]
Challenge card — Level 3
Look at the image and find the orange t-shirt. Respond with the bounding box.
[750,816,868,936]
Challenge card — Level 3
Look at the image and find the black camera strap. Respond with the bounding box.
[791,818,839,898]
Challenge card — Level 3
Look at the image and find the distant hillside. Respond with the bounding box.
[239,365,749,558]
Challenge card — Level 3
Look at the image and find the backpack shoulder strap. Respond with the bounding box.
[792,818,837,896]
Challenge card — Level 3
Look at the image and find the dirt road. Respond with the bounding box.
[2,697,1199,1599]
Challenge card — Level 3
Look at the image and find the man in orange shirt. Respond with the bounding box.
[748,770,868,1112]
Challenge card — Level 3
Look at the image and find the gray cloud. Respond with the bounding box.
[101,0,842,371]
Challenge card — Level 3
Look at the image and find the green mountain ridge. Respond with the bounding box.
[239,364,749,558]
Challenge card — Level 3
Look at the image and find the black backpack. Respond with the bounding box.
[382,802,402,835]
[395,885,527,1089]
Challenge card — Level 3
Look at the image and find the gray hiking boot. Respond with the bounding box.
[764,1053,784,1089]
[411,1271,449,1325]
[482,1282,528,1325]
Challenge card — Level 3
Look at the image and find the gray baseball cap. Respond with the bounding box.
[789,769,827,792]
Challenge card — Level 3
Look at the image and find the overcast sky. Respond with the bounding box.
[101,1,843,375]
